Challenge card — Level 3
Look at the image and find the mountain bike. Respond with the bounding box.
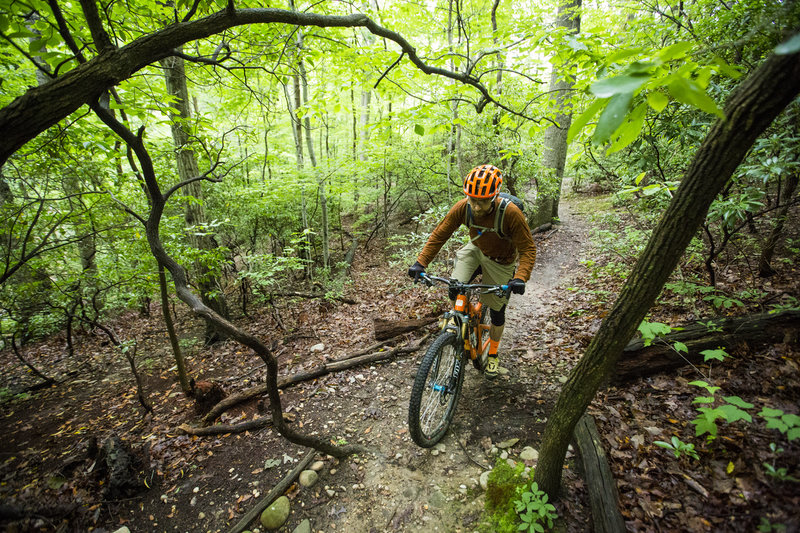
[408,272,510,448]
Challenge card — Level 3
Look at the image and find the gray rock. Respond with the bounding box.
[299,469,319,487]
[260,495,290,530]
[112,528,131,533]
[497,438,519,449]
[520,446,539,462]
[429,487,447,508]
[292,519,311,533]
[311,460,325,472]
[479,470,491,490]
[310,343,325,352]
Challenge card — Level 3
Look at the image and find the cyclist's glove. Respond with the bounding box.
[408,261,425,282]
[508,278,526,295]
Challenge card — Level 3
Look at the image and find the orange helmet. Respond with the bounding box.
[463,165,502,199]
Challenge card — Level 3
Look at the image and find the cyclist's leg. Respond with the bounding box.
[479,256,516,376]
[452,243,483,289]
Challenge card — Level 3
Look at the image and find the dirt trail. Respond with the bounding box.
[315,197,594,532]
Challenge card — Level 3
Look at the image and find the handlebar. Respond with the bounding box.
[415,272,510,298]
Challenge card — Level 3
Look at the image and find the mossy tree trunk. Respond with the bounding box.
[533,46,800,497]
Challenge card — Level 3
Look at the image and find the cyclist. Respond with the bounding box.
[407,164,536,378]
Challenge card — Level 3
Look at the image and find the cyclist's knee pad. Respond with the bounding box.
[490,305,506,327]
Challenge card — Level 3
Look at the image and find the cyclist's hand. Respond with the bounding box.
[408,261,425,282]
[508,278,526,295]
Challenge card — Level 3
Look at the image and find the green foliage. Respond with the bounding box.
[637,320,672,346]
[654,436,699,460]
[513,482,557,533]
[758,408,800,441]
[758,517,787,532]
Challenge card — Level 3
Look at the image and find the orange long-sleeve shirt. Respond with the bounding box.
[416,197,537,282]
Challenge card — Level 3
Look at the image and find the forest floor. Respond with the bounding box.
[0,191,798,533]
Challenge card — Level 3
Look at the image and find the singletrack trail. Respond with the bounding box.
[315,197,593,532]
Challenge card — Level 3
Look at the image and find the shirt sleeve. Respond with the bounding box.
[505,204,537,281]
[416,199,467,267]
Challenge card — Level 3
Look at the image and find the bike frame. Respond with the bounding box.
[419,273,508,362]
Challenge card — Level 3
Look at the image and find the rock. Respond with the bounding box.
[497,438,519,449]
[498,366,509,375]
[310,343,325,352]
[260,496,290,530]
[292,519,312,533]
[500,451,508,460]
[479,436,492,453]
[429,487,447,508]
[112,528,131,533]
[299,470,318,488]
[479,470,491,490]
[311,460,325,472]
[326,489,336,497]
[434,443,446,453]
[520,447,539,462]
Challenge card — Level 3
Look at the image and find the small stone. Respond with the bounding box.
[299,470,319,488]
[198,512,206,519]
[112,528,131,533]
[520,447,539,462]
[431,449,439,456]
[479,471,490,490]
[330,468,337,475]
[193,486,199,493]
[500,451,508,460]
[434,443,446,453]
[497,438,519,449]
[310,343,325,352]
[292,519,312,533]
[260,496,291,530]
[326,489,336,497]
[160,494,168,503]
[311,461,325,472]
[190,496,197,506]
[479,436,492,453]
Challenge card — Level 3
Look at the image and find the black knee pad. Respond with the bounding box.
[490,305,507,327]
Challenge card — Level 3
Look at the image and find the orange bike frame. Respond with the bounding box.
[453,294,491,360]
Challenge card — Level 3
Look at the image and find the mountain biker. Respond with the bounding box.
[407,164,536,378]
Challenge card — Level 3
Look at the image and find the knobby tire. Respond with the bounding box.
[408,331,465,448]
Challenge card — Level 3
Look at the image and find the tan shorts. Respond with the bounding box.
[452,242,516,311]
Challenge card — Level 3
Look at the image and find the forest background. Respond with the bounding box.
[0,0,799,531]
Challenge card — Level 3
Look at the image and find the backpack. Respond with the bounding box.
[464,192,525,241]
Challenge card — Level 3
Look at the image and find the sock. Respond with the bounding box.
[489,339,499,356]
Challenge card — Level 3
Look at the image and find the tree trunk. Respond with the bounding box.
[529,0,581,228]
[758,171,798,276]
[533,47,800,498]
[159,263,190,393]
[161,53,230,344]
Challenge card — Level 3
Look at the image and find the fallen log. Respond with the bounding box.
[614,309,800,383]
[573,414,626,533]
[373,317,437,340]
[200,333,432,425]
[179,416,272,436]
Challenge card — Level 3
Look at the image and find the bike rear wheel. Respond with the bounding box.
[408,331,465,447]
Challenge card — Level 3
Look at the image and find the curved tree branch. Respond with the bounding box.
[0,6,542,166]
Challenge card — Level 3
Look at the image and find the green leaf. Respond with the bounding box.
[787,427,800,441]
[673,341,688,353]
[658,41,694,61]
[765,417,789,433]
[723,396,754,409]
[607,102,648,154]
[414,124,425,136]
[593,92,632,145]
[692,416,718,437]
[781,413,800,427]
[668,78,724,118]
[700,348,727,362]
[591,74,649,98]
[775,33,800,55]
[646,91,669,112]
[718,404,752,424]
[759,407,784,418]
[692,396,715,404]
[567,98,605,143]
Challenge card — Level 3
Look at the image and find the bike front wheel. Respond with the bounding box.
[408,331,465,447]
